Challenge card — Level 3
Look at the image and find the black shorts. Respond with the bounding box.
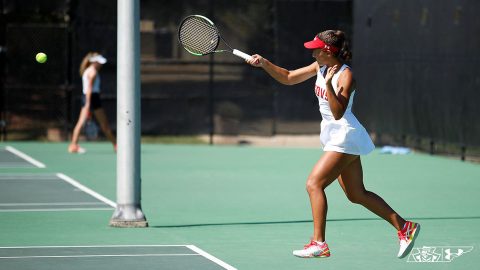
[82,93,102,111]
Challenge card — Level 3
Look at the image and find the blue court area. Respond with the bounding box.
[0,245,235,270]
[0,173,113,212]
[0,147,44,168]
[0,142,479,270]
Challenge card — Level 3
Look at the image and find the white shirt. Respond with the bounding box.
[314,64,375,155]
[82,66,101,94]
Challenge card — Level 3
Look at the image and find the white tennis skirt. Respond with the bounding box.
[320,115,375,155]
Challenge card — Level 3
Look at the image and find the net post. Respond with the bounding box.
[109,0,148,228]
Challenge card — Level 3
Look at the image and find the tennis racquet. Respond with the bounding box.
[178,15,253,61]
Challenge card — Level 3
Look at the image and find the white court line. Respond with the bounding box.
[0,202,107,206]
[0,245,190,249]
[0,175,58,180]
[5,146,46,168]
[187,245,238,270]
[0,208,113,212]
[0,245,238,270]
[0,162,35,166]
[0,254,201,259]
[0,178,59,181]
[0,173,58,179]
[56,173,117,208]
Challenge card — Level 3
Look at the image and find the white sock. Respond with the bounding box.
[314,240,325,245]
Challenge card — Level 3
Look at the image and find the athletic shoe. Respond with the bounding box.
[397,221,421,258]
[68,144,86,154]
[293,240,330,258]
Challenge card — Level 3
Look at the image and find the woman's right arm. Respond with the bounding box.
[247,54,318,85]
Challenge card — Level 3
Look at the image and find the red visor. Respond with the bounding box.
[304,36,339,53]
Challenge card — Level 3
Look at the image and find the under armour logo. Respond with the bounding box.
[407,246,473,263]
[445,248,471,261]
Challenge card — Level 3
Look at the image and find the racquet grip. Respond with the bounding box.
[233,49,252,61]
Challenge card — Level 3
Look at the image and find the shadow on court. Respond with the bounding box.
[151,216,480,228]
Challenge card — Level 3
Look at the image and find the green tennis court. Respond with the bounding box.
[0,142,479,269]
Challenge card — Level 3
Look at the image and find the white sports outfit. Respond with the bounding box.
[82,66,101,94]
[315,64,374,155]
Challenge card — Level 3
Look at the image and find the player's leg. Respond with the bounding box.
[93,108,116,146]
[307,152,358,241]
[69,107,89,153]
[337,157,405,230]
[293,151,357,258]
[337,157,420,258]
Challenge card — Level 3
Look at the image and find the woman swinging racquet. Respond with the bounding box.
[246,30,420,259]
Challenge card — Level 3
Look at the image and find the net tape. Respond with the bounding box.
[179,16,220,55]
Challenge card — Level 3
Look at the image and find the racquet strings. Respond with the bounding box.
[179,16,221,55]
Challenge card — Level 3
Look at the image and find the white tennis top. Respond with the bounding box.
[82,66,101,94]
[315,64,374,155]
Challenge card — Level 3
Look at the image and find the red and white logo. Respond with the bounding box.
[315,85,328,101]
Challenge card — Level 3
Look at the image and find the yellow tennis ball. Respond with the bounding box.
[36,52,47,63]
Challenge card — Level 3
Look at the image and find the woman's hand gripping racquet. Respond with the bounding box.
[178,15,254,61]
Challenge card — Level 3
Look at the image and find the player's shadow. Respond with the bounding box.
[152,216,480,228]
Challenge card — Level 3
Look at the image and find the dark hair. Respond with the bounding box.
[317,30,352,62]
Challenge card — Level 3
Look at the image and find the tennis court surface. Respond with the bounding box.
[0,142,479,270]
[0,245,234,270]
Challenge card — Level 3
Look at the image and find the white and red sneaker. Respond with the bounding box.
[397,221,420,258]
[68,144,86,154]
[293,240,331,258]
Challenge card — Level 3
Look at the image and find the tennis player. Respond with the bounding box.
[247,30,420,258]
[68,52,116,153]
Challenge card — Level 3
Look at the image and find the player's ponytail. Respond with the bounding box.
[317,30,352,62]
[334,30,352,63]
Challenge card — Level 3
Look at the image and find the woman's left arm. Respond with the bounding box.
[325,66,354,120]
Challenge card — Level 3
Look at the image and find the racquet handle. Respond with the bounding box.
[233,49,252,61]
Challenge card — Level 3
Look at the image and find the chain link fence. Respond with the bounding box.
[1,0,479,159]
